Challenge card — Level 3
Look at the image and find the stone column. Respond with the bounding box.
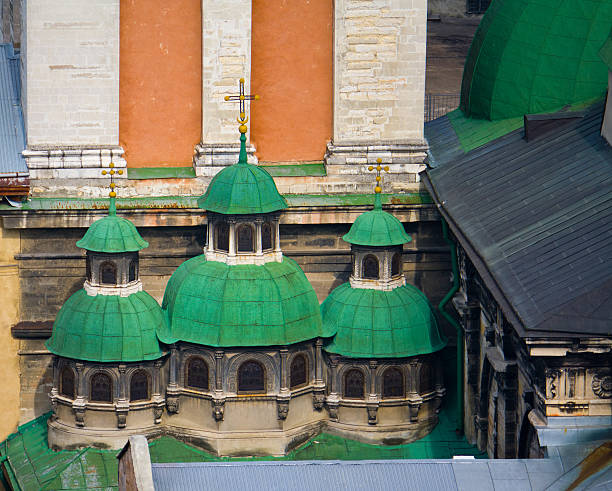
[152,360,164,424]
[326,0,428,192]
[228,219,236,259]
[166,346,180,414]
[207,219,214,253]
[255,218,263,256]
[277,348,290,420]
[366,360,379,425]
[73,362,86,427]
[407,360,423,422]
[327,356,340,420]
[194,0,257,176]
[313,340,325,410]
[274,218,281,253]
[116,365,129,429]
[214,350,224,392]
[212,350,225,421]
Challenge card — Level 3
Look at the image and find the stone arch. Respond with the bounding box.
[518,410,544,458]
[89,371,114,403]
[288,349,314,388]
[374,362,408,395]
[337,362,371,397]
[184,355,210,391]
[362,254,379,279]
[382,366,405,399]
[343,367,366,399]
[289,353,308,389]
[83,366,119,401]
[261,222,273,250]
[215,221,230,252]
[179,349,215,388]
[128,259,137,282]
[129,369,150,402]
[99,261,117,285]
[225,352,277,393]
[236,223,255,252]
[60,365,76,399]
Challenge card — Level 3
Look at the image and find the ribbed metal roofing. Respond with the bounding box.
[0,43,26,176]
[423,102,612,337]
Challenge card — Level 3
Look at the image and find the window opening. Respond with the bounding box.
[128,259,137,282]
[344,369,365,399]
[382,367,404,398]
[130,370,149,402]
[60,367,75,399]
[262,222,273,250]
[420,363,434,393]
[100,261,117,285]
[290,354,307,389]
[90,372,112,402]
[186,357,209,390]
[216,222,230,252]
[237,224,254,252]
[391,252,401,276]
[238,360,265,393]
[362,255,379,280]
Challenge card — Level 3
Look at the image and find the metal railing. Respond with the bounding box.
[424,93,460,122]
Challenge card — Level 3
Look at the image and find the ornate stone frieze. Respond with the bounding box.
[592,370,612,399]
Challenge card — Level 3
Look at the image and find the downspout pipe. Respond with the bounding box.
[439,218,464,434]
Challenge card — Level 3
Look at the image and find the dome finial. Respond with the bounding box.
[367,158,389,210]
[101,162,123,216]
[224,77,260,164]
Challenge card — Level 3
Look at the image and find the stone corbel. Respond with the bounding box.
[212,396,225,422]
[326,393,340,421]
[72,398,86,427]
[408,399,422,423]
[277,395,290,421]
[366,401,379,425]
[166,396,179,414]
[115,400,129,429]
[153,401,164,425]
[312,387,326,411]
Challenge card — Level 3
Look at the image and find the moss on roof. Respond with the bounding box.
[46,289,165,362]
[161,256,329,347]
[460,0,612,121]
[322,283,446,358]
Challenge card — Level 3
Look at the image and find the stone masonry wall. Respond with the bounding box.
[333,0,427,143]
[25,0,119,146]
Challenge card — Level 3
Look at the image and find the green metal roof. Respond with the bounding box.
[161,255,329,347]
[599,28,612,70]
[46,289,165,362]
[322,282,446,358]
[342,194,411,246]
[197,133,287,215]
[76,198,148,253]
[460,0,612,121]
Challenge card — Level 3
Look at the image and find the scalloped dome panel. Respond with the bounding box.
[460,0,612,120]
[46,290,165,362]
[76,215,148,253]
[161,255,329,347]
[322,282,446,358]
[343,209,411,246]
[197,163,287,215]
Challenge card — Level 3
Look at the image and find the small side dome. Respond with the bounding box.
[343,208,411,246]
[198,163,287,215]
[46,290,166,362]
[161,255,330,346]
[460,0,611,120]
[76,215,148,253]
[322,283,446,358]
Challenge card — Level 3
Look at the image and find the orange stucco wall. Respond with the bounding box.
[250,0,333,163]
[120,0,202,167]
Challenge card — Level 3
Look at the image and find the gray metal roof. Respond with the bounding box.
[0,43,26,176]
[422,103,612,337]
[150,457,583,490]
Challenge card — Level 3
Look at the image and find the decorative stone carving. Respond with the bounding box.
[115,401,129,429]
[212,398,225,422]
[592,371,612,399]
[153,405,164,425]
[408,402,421,422]
[313,389,325,410]
[73,402,86,428]
[366,404,378,425]
[546,369,562,398]
[166,396,179,414]
[277,398,290,420]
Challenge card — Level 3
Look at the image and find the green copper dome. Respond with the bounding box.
[460,0,612,120]
[343,195,411,246]
[46,289,165,362]
[197,135,287,215]
[76,199,148,253]
[161,255,330,347]
[322,283,446,358]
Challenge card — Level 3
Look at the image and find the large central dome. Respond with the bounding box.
[161,255,330,347]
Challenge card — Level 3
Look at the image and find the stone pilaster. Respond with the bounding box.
[327,0,428,188]
[194,0,257,176]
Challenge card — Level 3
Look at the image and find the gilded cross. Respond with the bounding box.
[224,78,259,134]
[101,162,123,198]
[368,158,390,194]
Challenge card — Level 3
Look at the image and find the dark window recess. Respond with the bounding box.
[382,367,404,398]
[344,369,365,399]
[391,252,401,276]
[466,0,490,14]
[60,367,75,399]
[86,257,92,281]
[90,373,112,402]
[362,255,379,280]
[290,354,307,389]
[100,261,117,285]
[216,222,230,252]
[237,225,254,252]
[130,370,149,402]
[420,363,434,393]
[128,260,137,282]
[186,357,209,390]
[262,223,273,250]
[238,360,265,393]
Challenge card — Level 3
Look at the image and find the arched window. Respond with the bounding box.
[382,367,404,398]
[86,257,92,281]
[237,224,254,252]
[130,370,149,402]
[60,367,75,399]
[238,360,265,393]
[100,261,117,285]
[262,222,273,250]
[290,354,307,389]
[420,363,434,394]
[186,357,208,390]
[391,252,401,277]
[216,222,229,252]
[362,255,379,280]
[90,373,112,402]
[128,260,137,282]
[344,369,365,399]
